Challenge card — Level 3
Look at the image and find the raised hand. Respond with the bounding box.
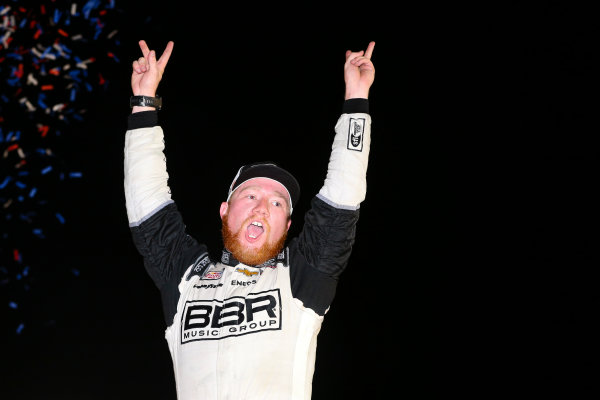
[344,41,375,100]
[131,40,174,97]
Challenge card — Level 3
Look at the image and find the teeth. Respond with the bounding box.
[251,222,263,227]
[249,234,256,238]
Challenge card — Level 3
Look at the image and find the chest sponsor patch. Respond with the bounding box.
[202,270,223,280]
[235,267,260,277]
[194,282,223,289]
[180,289,282,343]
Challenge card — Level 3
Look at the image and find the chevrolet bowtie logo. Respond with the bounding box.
[236,268,259,277]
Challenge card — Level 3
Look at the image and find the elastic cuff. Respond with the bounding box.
[127,111,158,130]
[343,98,369,114]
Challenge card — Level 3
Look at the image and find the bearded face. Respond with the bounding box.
[222,213,287,265]
[219,177,292,266]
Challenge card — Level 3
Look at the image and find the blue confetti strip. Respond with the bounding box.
[55,213,65,224]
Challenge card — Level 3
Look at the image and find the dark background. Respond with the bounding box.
[2,2,599,399]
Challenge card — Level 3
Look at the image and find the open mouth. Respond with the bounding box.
[246,221,265,240]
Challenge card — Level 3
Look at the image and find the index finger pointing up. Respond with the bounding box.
[365,41,375,59]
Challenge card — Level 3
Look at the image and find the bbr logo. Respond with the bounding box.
[181,289,282,343]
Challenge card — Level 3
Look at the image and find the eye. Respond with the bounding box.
[271,200,281,207]
[247,194,257,200]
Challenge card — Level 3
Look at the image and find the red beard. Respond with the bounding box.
[221,214,287,266]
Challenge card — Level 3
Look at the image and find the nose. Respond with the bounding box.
[252,197,270,216]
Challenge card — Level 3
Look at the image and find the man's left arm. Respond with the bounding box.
[319,41,375,210]
[289,42,375,315]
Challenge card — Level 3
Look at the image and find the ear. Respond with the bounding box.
[286,219,292,231]
[219,202,228,219]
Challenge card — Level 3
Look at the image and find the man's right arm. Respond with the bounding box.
[124,41,207,326]
[124,111,172,226]
[126,40,174,224]
[124,110,206,325]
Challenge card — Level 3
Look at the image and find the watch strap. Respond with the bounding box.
[130,95,162,110]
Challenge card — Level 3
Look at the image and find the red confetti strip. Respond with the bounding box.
[41,85,54,91]
[13,63,24,79]
[57,29,68,37]
[38,125,49,137]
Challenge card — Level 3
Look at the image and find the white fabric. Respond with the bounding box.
[318,113,371,209]
[124,126,172,226]
[165,262,323,400]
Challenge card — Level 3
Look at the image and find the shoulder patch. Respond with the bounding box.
[275,247,289,267]
[347,117,365,152]
[185,253,213,281]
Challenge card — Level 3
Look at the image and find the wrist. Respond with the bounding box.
[344,89,369,100]
[132,106,156,113]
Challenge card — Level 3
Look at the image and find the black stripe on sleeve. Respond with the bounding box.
[127,110,158,130]
[343,98,369,114]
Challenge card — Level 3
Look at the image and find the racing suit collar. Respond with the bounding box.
[220,248,287,268]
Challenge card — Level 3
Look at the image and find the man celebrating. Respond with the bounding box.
[124,39,375,399]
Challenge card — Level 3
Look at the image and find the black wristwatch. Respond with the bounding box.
[130,95,162,110]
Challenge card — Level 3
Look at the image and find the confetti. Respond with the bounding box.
[0,0,122,336]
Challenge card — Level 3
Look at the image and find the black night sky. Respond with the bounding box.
[2,2,599,399]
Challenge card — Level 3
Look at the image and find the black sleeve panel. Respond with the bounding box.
[289,196,360,315]
[288,240,338,317]
[130,202,207,325]
[297,196,360,277]
[127,111,158,130]
[342,98,369,114]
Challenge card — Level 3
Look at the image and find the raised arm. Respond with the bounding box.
[130,40,174,113]
[317,41,375,210]
[289,42,377,312]
[125,40,175,225]
[125,40,207,325]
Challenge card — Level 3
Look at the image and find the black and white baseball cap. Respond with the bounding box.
[227,162,300,214]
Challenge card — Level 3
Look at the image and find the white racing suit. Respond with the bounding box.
[124,99,371,399]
